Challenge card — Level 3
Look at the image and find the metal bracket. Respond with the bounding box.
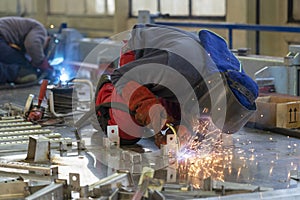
[25,136,50,163]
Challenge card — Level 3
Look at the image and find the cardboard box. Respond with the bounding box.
[252,95,300,129]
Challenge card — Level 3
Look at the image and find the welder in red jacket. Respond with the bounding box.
[95,24,258,148]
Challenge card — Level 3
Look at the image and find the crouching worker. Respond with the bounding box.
[0,16,53,84]
[94,24,259,149]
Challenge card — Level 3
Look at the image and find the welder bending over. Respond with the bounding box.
[0,16,53,84]
[95,24,259,148]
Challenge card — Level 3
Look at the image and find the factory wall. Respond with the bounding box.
[0,0,299,57]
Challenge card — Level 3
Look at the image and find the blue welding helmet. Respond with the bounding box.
[194,29,259,134]
[196,70,258,134]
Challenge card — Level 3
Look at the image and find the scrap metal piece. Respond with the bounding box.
[122,150,142,164]
[0,171,54,183]
[25,182,64,200]
[89,171,134,195]
[103,137,111,148]
[69,173,81,192]
[166,167,177,183]
[59,140,70,152]
[0,180,29,199]
[138,167,155,186]
[24,94,34,116]
[3,103,24,116]
[26,136,50,163]
[151,190,165,200]
[0,109,8,117]
[0,160,58,176]
[108,188,119,200]
[203,176,213,191]
[132,177,150,200]
[107,125,120,147]
[162,190,218,199]
[166,134,178,169]
[290,170,300,181]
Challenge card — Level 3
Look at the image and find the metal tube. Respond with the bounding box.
[72,78,94,101]
[0,125,42,132]
[0,129,52,137]
[0,160,58,175]
[0,122,33,127]
[25,183,64,200]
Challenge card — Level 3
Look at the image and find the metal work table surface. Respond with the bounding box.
[0,85,300,199]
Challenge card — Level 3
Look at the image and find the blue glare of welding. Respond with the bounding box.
[59,68,70,82]
[50,57,64,66]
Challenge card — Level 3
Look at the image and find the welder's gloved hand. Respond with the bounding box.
[43,67,57,83]
[39,58,53,71]
[38,58,57,81]
[122,81,167,133]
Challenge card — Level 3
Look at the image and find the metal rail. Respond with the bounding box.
[0,160,58,176]
[154,22,300,54]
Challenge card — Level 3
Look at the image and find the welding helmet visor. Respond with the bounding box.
[196,70,258,134]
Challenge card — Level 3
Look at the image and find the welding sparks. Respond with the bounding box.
[175,117,233,188]
[59,67,71,83]
[60,73,70,82]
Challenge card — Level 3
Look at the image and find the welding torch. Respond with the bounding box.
[165,122,194,152]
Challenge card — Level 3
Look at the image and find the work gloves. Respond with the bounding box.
[121,80,193,149]
[122,81,167,134]
[38,58,59,83]
[39,58,53,71]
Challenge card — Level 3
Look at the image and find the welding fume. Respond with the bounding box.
[94,24,259,152]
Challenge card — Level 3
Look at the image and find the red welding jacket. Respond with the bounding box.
[95,82,143,140]
[95,49,142,141]
[119,50,135,67]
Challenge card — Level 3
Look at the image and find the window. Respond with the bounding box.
[0,0,36,14]
[130,0,226,19]
[48,0,115,15]
[288,0,300,22]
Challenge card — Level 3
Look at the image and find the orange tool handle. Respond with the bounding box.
[38,79,48,107]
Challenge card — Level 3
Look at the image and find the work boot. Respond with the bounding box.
[15,74,37,84]
[15,66,38,84]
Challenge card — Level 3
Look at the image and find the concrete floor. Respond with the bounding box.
[1,84,300,199]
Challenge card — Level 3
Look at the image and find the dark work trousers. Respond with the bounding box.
[0,38,31,83]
